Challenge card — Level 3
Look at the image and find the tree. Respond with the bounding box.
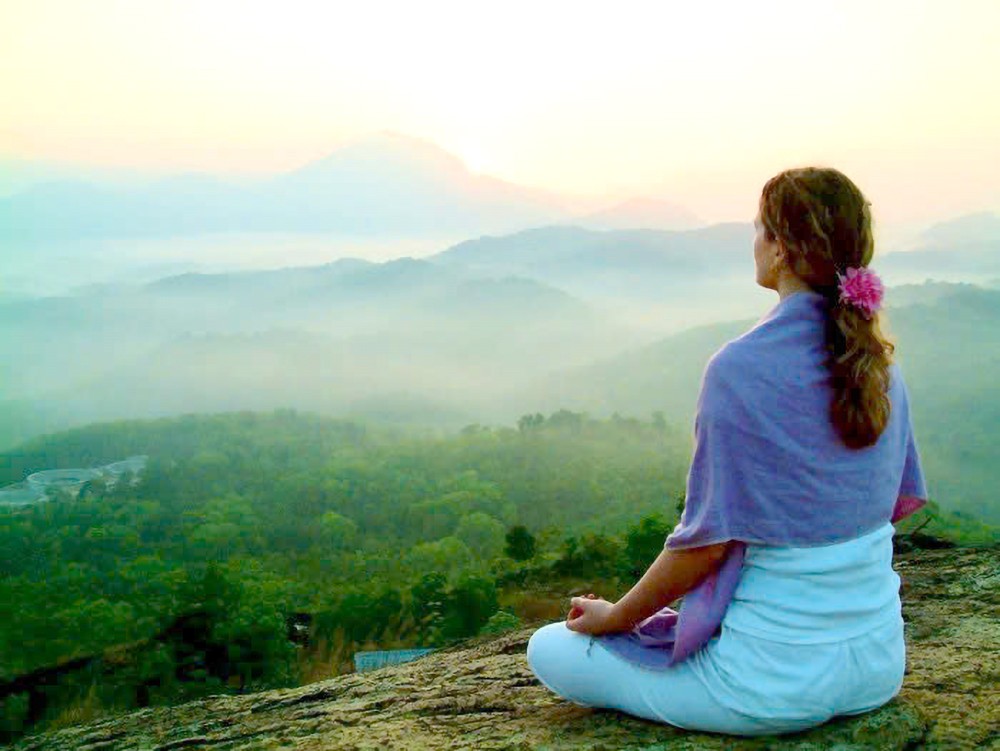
[406,537,473,577]
[319,511,358,550]
[553,533,622,578]
[623,514,672,577]
[547,409,585,431]
[517,413,545,433]
[504,525,536,561]
[479,610,522,636]
[211,568,298,692]
[406,495,468,541]
[440,574,498,641]
[409,573,448,644]
[455,512,505,560]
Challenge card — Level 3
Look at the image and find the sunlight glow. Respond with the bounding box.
[1,0,998,223]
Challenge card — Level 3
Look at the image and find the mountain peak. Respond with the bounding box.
[576,196,703,231]
[302,131,470,178]
[918,211,1000,248]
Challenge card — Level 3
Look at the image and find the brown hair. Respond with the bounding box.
[759,167,894,449]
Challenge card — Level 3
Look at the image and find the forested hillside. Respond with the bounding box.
[1,410,994,742]
[0,410,689,739]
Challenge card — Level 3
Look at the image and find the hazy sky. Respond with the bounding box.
[2,0,998,225]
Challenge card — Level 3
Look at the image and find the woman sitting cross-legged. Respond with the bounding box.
[526,166,928,737]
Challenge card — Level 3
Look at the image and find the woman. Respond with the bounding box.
[525,167,928,736]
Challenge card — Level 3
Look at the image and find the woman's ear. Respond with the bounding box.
[772,242,788,274]
[776,241,789,264]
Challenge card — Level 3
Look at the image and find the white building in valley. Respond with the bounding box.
[0,455,149,507]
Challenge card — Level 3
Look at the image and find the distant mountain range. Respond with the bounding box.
[915,211,1000,250]
[429,222,778,332]
[3,132,997,309]
[1,238,998,523]
[2,209,998,420]
[0,133,577,239]
[875,211,1000,284]
[0,132,709,242]
[0,157,156,198]
[3,132,996,249]
[0,255,645,446]
[432,223,750,275]
[574,197,704,231]
[879,247,1000,284]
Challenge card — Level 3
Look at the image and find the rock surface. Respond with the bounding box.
[12,548,999,750]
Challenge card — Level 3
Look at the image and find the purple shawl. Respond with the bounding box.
[597,291,929,669]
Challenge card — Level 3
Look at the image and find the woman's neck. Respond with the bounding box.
[776,272,815,301]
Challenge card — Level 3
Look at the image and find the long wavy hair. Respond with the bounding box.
[759,167,894,449]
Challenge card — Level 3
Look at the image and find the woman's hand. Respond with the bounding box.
[566,592,596,621]
[566,593,626,635]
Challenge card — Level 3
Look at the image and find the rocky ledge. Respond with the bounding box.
[12,548,999,750]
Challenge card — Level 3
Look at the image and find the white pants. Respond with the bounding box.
[526,617,905,736]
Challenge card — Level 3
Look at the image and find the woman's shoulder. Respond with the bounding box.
[699,305,836,411]
[702,341,744,390]
[708,292,856,379]
[704,327,776,381]
[698,340,765,416]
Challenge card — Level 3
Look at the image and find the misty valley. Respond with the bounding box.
[1,140,999,742]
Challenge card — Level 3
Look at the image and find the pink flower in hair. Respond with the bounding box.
[837,266,884,318]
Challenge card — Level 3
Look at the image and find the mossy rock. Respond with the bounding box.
[11,547,998,750]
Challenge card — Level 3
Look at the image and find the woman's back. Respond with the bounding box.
[669,290,924,551]
[724,522,900,642]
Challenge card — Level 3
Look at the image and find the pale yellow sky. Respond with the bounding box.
[1,0,998,225]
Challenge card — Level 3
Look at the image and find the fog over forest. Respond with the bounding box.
[2,137,1000,526]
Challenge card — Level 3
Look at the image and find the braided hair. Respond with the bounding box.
[759,167,895,449]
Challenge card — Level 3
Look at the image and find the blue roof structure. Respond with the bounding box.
[353,648,435,673]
